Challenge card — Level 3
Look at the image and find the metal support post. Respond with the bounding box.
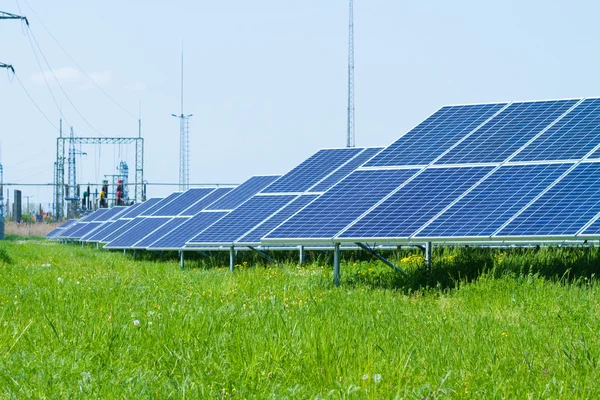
[229,246,236,272]
[180,250,184,269]
[355,242,408,277]
[299,245,305,265]
[247,246,283,268]
[425,242,432,273]
[333,242,341,286]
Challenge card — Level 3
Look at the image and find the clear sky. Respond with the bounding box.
[2,0,600,209]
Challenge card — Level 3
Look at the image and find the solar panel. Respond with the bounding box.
[237,194,319,245]
[181,187,234,216]
[45,219,78,238]
[512,99,600,162]
[364,103,506,167]
[111,202,145,219]
[148,212,227,250]
[60,222,103,239]
[93,206,128,221]
[261,148,363,194]
[101,218,145,243]
[263,169,418,243]
[139,193,183,216]
[79,209,109,222]
[495,162,600,237]
[436,100,577,165]
[104,217,172,248]
[188,195,297,245]
[310,147,383,192]
[415,163,572,238]
[85,219,129,242]
[132,218,189,248]
[150,188,214,216]
[206,176,280,210]
[338,167,492,240]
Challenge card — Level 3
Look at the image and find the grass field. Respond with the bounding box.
[1,237,600,398]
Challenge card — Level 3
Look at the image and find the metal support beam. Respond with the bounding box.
[355,242,408,277]
[247,246,283,268]
[229,246,235,272]
[333,242,341,287]
[299,245,305,265]
[180,250,184,269]
[425,242,432,273]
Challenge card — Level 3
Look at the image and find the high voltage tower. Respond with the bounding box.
[172,48,192,191]
[346,0,355,148]
[0,10,26,76]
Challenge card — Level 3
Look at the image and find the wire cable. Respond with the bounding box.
[22,0,139,121]
[12,72,60,132]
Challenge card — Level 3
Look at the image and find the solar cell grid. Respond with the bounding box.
[310,147,383,192]
[416,163,572,238]
[140,193,182,216]
[338,166,493,240]
[85,220,128,242]
[105,217,171,248]
[206,176,280,211]
[101,218,145,243]
[189,195,297,244]
[237,194,319,244]
[496,163,600,237]
[364,103,506,167]
[151,188,214,216]
[117,198,162,219]
[263,169,418,242]
[93,206,127,222]
[261,148,363,194]
[148,212,227,249]
[133,218,189,248]
[436,100,577,165]
[181,187,234,215]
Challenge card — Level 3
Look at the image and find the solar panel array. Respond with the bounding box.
[49,97,600,249]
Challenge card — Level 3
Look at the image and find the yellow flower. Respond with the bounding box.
[502,332,508,337]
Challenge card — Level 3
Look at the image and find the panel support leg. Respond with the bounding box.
[355,242,408,277]
[96,242,99,250]
[123,249,126,255]
[425,242,432,273]
[81,241,84,248]
[248,246,283,267]
[180,250,184,269]
[333,242,341,287]
[133,250,136,260]
[299,245,305,265]
[229,246,236,272]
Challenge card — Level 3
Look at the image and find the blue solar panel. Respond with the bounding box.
[79,209,108,222]
[416,163,572,238]
[436,100,577,165]
[181,187,234,215]
[101,218,145,243]
[105,217,171,248]
[140,193,182,216]
[580,215,600,235]
[132,218,189,248]
[496,163,600,237]
[45,219,78,238]
[511,99,600,162]
[364,104,506,167]
[85,220,127,242]
[263,169,418,241]
[262,148,363,194]
[189,195,297,244]
[151,188,214,216]
[117,198,162,219]
[310,148,383,192]
[206,176,280,210]
[339,166,492,239]
[61,222,103,239]
[237,194,319,244]
[148,212,227,249]
[93,206,127,222]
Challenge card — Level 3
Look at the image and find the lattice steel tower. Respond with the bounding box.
[172,49,192,191]
[346,0,355,148]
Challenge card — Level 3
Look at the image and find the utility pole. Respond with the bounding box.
[172,45,192,191]
[346,0,355,148]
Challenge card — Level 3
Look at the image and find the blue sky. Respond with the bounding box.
[2,0,600,208]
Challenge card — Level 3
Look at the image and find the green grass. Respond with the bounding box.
[1,239,600,398]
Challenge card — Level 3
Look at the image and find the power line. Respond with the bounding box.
[12,71,60,132]
[22,0,138,121]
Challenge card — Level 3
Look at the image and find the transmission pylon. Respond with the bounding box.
[172,47,192,191]
[346,0,355,148]
[0,11,28,24]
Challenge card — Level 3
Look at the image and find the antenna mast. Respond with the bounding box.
[346,0,355,148]
[172,44,192,191]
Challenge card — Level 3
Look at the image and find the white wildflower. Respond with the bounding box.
[373,374,381,383]
[57,277,63,283]
[362,374,369,380]
[133,320,140,326]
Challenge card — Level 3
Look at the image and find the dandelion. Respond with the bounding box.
[502,332,508,337]
[133,320,140,326]
[57,277,63,283]
[373,374,382,383]
[362,374,369,380]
